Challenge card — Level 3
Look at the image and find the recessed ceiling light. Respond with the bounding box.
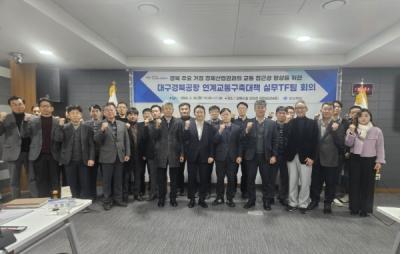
[163,39,176,45]
[322,0,346,10]
[297,36,311,42]
[138,3,160,15]
[39,50,53,55]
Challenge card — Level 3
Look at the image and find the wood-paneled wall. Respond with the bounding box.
[9,59,37,112]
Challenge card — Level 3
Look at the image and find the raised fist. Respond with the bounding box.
[246,122,253,132]
[185,120,190,130]
[59,118,65,126]
[219,124,225,132]
[155,119,162,128]
[348,124,356,133]
[24,114,32,122]
[0,112,6,122]
[331,122,339,131]
[101,122,109,132]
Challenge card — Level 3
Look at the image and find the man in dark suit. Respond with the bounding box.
[153,103,184,207]
[177,102,192,196]
[183,105,216,208]
[212,108,242,207]
[207,105,221,199]
[275,106,289,206]
[143,105,162,201]
[309,102,345,213]
[286,100,319,214]
[85,104,102,201]
[22,98,63,197]
[116,101,132,202]
[241,100,278,210]
[139,108,152,196]
[233,101,250,199]
[94,102,130,210]
[57,105,95,198]
[0,96,37,198]
[126,108,146,201]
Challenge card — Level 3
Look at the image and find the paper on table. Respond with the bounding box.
[0,209,33,225]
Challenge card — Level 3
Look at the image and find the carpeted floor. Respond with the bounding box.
[28,192,400,254]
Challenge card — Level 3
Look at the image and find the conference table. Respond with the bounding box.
[377,206,400,254]
[0,198,91,254]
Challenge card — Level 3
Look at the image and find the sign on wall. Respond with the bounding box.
[132,69,338,118]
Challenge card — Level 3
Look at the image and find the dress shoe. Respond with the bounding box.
[103,202,112,211]
[198,199,208,208]
[269,198,275,205]
[299,208,307,214]
[188,199,196,208]
[170,199,178,207]
[279,198,288,207]
[286,205,297,212]
[350,210,359,216]
[157,199,165,207]
[359,211,369,217]
[212,198,224,206]
[243,201,255,209]
[226,199,235,207]
[307,200,319,210]
[339,194,349,203]
[114,200,128,207]
[333,198,344,207]
[263,201,272,211]
[134,195,144,201]
[323,203,332,214]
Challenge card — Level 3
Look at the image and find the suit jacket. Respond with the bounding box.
[154,116,184,168]
[241,118,278,162]
[58,123,95,166]
[213,123,242,162]
[286,117,319,163]
[144,120,162,160]
[94,120,130,164]
[183,119,216,163]
[128,121,147,161]
[84,119,102,157]
[208,119,222,130]
[0,113,27,161]
[22,116,62,161]
[316,120,345,167]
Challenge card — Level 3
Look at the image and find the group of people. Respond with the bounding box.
[0,96,385,217]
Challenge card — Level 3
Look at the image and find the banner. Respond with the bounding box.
[132,69,338,118]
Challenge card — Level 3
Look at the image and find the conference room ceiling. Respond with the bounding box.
[0,0,400,69]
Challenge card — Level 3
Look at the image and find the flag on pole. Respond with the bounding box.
[354,81,368,109]
[108,80,118,105]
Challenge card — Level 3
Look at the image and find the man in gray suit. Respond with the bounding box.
[309,102,345,213]
[0,96,37,198]
[153,102,184,207]
[241,100,278,210]
[22,98,63,197]
[58,105,95,198]
[94,102,130,211]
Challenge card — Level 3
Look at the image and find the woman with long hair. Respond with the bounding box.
[345,109,385,217]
